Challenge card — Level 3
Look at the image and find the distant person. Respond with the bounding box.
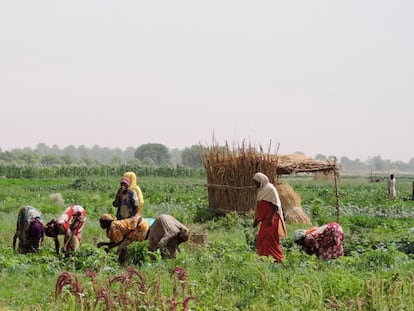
[123,172,145,215]
[13,206,45,253]
[252,172,287,263]
[45,204,87,255]
[294,222,345,260]
[113,177,139,220]
[388,174,397,199]
[147,214,190,260]
[97,213,149,265]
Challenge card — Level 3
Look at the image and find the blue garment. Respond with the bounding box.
[146,217,155,227]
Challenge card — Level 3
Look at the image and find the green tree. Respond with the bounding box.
[0,151,18,163]
[60,155,77,165]
[181,145,203,167]
[368,156,384,172]
[409,158,414,171]
[35,143,51,155]
[134,143,171,166]
[18,151,41,165]
[40,154,65,166]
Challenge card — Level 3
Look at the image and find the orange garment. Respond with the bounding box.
[107,215,149,248]
[255,200,284,262]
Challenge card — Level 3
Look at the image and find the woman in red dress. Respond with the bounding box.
[252,172,287,262]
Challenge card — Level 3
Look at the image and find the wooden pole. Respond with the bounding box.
[330,157,340,223]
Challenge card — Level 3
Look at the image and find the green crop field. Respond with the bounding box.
[1,173,414,310]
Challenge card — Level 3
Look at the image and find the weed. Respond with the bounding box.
[54,266,198,310]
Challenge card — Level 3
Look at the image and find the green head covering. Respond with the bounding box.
[293,229,306,242]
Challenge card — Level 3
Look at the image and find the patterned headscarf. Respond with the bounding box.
[120,177,130,187]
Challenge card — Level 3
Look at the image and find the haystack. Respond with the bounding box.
[277,182,312,226]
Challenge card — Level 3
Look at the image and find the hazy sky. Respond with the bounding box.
[1,1,413,162]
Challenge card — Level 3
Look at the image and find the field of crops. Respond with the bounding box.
[1,173,414,310]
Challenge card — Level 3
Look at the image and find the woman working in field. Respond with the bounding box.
[97,213,149,265]
[123,172,145,215]
[112,176,139,220]
[252,172,287,263]
[13,205,45,253]
[147,214,190,260]
[293,222,345,260]
[45,204,87,255]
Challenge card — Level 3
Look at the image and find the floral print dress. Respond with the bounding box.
[303,222,344,260]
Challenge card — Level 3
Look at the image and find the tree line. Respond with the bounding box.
[0,143,413,173]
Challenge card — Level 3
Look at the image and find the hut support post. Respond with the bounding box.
[333,158,340,222]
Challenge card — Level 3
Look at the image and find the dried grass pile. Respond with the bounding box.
[49,193,64,207]
[277,182,312,226]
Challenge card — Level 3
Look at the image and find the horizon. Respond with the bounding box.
[1,1,413,163]
[0,141,411,164]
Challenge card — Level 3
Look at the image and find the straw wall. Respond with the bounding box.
[201,142,278,215]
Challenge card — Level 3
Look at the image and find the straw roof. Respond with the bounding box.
[276,154,341,175]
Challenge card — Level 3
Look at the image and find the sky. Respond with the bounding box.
[1,1,413,162]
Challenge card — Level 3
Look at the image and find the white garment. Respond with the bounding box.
[57,205,86,224]
[254,173,282,207]
[388,177,396,199]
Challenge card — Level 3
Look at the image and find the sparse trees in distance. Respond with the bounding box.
[0,143,413,173]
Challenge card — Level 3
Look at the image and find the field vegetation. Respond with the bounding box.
[0,172,414,310]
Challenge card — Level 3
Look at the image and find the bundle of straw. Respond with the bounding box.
[49,193,65,207]
[277,182,312,225]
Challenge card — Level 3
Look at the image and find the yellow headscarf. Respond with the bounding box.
[123,171,144,215]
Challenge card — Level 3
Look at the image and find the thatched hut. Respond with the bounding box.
[201,142,340,224]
